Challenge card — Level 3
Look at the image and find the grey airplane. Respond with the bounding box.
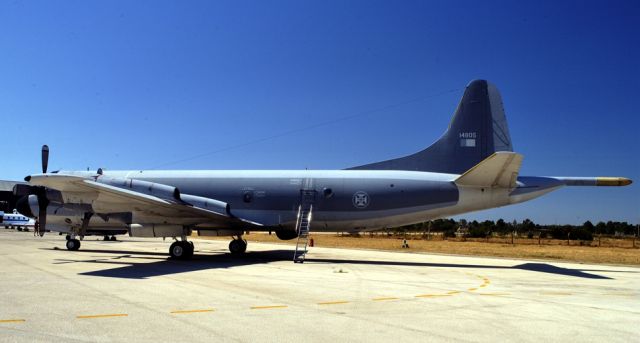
[13,80,632,262]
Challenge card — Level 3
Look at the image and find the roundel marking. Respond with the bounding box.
[352,191,370,209]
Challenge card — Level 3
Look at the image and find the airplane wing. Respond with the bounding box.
[27,174,261,229]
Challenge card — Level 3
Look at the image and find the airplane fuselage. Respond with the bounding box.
[43,169,561,233]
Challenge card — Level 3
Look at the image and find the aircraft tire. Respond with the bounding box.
[110,236,117,241]
[169,241,192,260]
[66,239,81,251]
[229,239,247,254]
[185,242,194,259]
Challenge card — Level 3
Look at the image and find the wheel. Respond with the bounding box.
[17,227,23,232]
[103,235,110,241]
[65,235,71,241]
[185,242,194,258]
[110,236,117,241]
[169,241,192,260]
[229,239,247,254]
[66,239,81,251]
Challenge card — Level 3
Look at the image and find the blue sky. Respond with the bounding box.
[1,0,638,224]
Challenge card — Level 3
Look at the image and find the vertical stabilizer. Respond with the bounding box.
[348,80,513,174]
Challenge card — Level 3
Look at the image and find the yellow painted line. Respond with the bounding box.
[250,305,288,310]
[0,319,26,323]
[318,301,350,305]
[170,309,215,314]
[447,290,461,295]
[372,297,399,301]
[468,288,477,291]
[540,292,572,296]
[415,294,452,298]
[77,313,128,319]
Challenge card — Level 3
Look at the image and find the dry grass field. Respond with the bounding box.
[198,232,640,265]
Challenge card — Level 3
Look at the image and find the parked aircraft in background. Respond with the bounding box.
[13,80,631,262]
[2,209,35,231]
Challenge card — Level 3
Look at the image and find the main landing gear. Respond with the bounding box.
[169,239,194,260]
[228,236,247,255]
[103,235,117,241]
[65,234,81,251]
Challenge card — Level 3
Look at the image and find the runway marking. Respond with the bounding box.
[540,292,572,296]
[372,297,399,301]
[318,301,350,305]
[415,294,452,298]
[468,288,478,291]
[170,309,215,314]
[477,292,510,296]
[0,319,26,323]
[447,290,461,295]
[250,305,288,310]
[77,313,128,319]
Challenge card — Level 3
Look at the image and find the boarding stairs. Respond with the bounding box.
[293,190,316,263]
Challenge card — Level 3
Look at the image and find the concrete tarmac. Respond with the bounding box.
[0,230,638,342]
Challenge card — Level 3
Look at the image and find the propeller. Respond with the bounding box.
[14,145,52,236]
[33,145,50,236]
[42,145,49,174]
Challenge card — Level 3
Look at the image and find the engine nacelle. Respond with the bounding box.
[275,229,298,240]
[96,177,180,202]
[180,193,230,215]
[16,194,39,218]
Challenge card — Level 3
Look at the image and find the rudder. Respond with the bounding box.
[348,80,513,174]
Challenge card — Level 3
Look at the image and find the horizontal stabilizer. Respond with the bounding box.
[455,152,523,188]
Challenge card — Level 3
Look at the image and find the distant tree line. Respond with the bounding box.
[394,219,639,241]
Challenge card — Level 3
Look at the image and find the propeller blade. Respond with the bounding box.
[42,145,49,174]
[36,191,49,237]
[38,207,46,237]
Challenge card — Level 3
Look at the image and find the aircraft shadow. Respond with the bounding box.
[39,247,623,280]
[76,250,295,279]
[307,258,615,280]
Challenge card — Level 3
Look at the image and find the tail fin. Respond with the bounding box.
[348,80,513,174]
